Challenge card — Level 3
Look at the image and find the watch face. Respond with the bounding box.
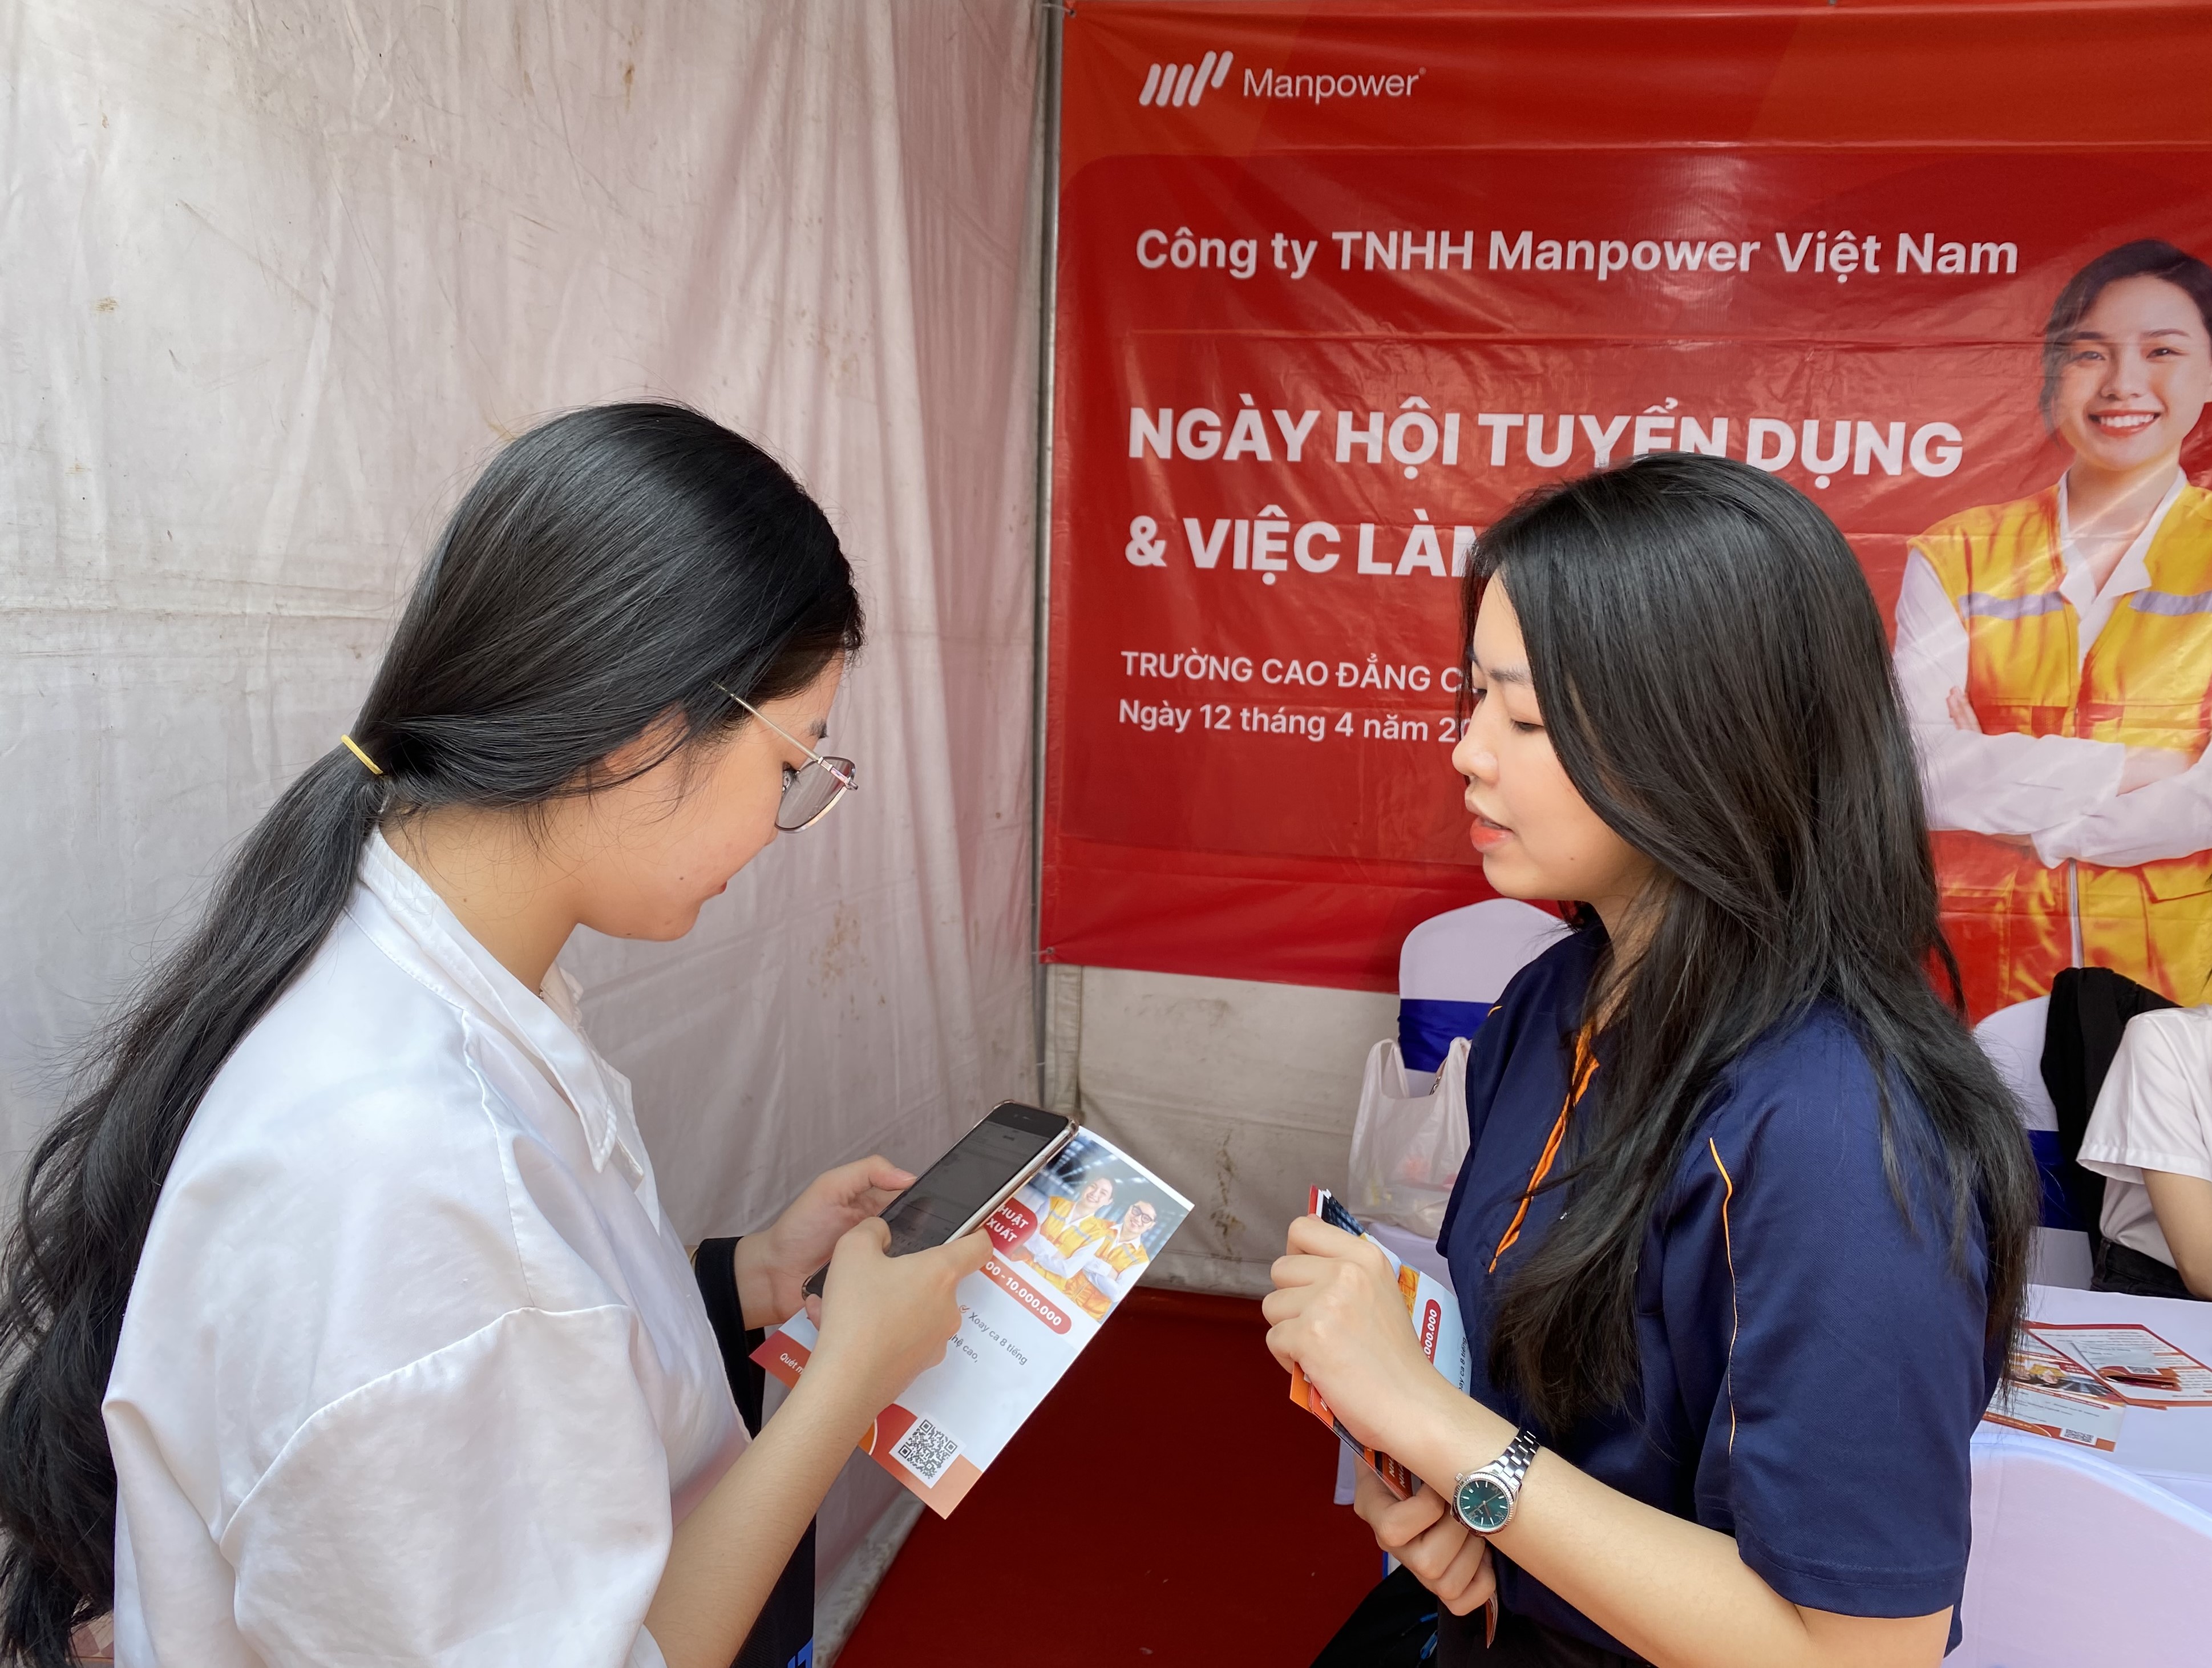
[1455,1474,1513,1533]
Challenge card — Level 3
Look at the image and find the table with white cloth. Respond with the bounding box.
[1993,1285,2212,1508]
[1958,1285,2212,1666]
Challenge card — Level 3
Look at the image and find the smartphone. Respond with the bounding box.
[800,1102,1075,1300]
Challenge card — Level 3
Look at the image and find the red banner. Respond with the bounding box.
[1043,1,2212,1007]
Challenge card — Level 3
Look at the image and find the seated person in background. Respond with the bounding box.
[2080,1004,2212,1299]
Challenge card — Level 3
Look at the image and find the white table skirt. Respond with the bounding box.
[1959,1286,2212,1665]
[1991,1283,2212,1514]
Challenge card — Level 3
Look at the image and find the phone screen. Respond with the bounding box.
[880,1106,1067,1256]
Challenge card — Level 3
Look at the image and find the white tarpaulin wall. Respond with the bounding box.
[1042,966,1394,1296]
[1,0,1044,1613]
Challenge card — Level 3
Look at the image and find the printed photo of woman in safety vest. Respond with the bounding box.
[1892,238,2212,1020]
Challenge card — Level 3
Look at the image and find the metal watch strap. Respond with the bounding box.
[1487,1426,1540,1494]
[1454,1425,1541,1533]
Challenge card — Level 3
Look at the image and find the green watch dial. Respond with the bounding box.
[1455,1472,1513,1533]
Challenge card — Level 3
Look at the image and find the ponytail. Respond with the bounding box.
[0,403,862,1662]
[0,752,381,1654]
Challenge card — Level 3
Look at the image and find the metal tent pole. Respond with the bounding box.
[1029,0,1064,1107]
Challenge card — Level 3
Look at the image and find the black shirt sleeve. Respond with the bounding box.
[693,1235,771,1435]
[691,1235,816,1668]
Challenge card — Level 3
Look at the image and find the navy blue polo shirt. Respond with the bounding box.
[1438,928,2001,1656]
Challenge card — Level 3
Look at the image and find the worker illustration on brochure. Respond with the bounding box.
[754,1128,1192,1515]
[1985,1329,2130,1451]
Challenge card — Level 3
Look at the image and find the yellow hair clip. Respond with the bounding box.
[339,734,385,777]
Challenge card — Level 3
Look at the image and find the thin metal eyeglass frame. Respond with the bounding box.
[712,681,858,830]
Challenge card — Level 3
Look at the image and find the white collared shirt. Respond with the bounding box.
[1894,469,2212,866]
[104,832,743,1667]
[2079,1005,2212,1270]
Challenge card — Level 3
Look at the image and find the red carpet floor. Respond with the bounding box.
[836,1287,1383,1668]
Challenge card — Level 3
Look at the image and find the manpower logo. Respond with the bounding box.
[1135,49,1427,110]
[1138,50,1234,108]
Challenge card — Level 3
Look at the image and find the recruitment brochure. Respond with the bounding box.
[1983,1330,2126,1451]
[752,1127,1192,1516]
[1286,1186,1474,1499]
[2029,1321,2212,1409]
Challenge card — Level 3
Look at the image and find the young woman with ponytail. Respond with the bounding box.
[1271,456,2040,1668]
[0,403,986,1667]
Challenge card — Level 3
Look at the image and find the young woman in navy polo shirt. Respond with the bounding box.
[1268,456,2039,1668]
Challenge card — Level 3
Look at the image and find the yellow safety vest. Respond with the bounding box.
[1067,1234,1150,1322]
[1911,484,2212,1017]
[1020,1197,1104,1298]
[1036,1196,1109,1257]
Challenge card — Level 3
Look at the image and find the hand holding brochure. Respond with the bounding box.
[752,1127,1191,1516]
[1285,1186,1473,1498]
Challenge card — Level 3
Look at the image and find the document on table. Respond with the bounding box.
[1984,1330,2126,1451]
[2032,1322,2212,1409]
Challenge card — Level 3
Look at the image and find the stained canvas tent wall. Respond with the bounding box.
[1,0,1047,1623]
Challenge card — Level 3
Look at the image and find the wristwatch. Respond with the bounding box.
[1452,1426,1540,1534]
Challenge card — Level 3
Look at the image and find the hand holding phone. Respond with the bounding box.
[799,1103,1074,1301]
[736,1155,917,1329]
[801,1217,993,1419]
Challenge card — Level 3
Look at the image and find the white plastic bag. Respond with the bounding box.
[1346,1035,1472,1238]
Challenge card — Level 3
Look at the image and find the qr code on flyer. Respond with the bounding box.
[891,1417,961,1484]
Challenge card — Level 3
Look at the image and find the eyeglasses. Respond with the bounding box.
[714,683,858,831]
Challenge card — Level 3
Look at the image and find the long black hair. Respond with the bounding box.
[1471,454,2039,1435]
[0,402,863,1663]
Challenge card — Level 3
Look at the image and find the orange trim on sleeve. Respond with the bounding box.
[1489,1032,1598,1274]
[1708,1137,1740,1452]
